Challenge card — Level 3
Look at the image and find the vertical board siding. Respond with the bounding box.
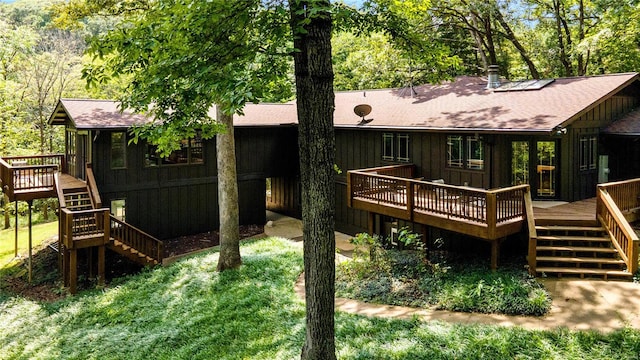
[93,128,297,239]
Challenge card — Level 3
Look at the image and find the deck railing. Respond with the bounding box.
[85,164,102,209]
[348,165,528,240]
[597,178,640,217]
[0,154,65,200]
[60,207,111,248]
[597,184,639,274]
[111,216,164,264]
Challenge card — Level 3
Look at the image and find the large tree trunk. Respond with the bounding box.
[289,1,337,359]
[215,108,241,271]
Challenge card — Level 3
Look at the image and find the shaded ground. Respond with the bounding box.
[0,225,264,302]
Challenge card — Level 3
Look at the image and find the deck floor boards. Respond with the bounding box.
[533,198,597,223]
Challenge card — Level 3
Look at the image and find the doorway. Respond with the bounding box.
[511,140,559,199]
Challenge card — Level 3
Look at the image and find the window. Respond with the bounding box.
[467,137,484,169]
[397,134,409,162]
[382,133,394,160]
[447,135,484,170]
[110,199,126,221]
[145,131,204,167]
[111,132,127,169]
[382,133,410,162]
[580,136,597,171]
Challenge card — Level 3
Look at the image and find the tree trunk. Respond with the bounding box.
[215,108,242,271]
[289,1,337,360]
[3,194,9,230]
[493,6,540,79]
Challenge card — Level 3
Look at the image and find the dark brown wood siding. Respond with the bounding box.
[91,126,298,239]
[565,94,639,201]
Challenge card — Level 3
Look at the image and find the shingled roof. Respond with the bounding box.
[603,108,640,136]
[49,99,149,129]
[236,73,640,133]
[50,72,639,133]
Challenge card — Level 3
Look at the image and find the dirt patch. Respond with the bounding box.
[0,225,264,302]
[163,224,264,258]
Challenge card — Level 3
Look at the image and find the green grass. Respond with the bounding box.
[0,221,58,271]
[1,237,639,359]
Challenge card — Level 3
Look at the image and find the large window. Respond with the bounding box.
[111,132,127,169]
[145,131,204,167]
[447,135,484,170]
[382,133,410,162]
[579,136,597,171]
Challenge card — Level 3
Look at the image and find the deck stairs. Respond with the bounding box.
[533,219,632,280]
[59,181,160,267]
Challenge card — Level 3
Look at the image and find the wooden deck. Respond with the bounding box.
[348,165,529,242]
[533,198,597,226]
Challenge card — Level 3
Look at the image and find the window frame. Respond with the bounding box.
[382,132,410,162]
[145,131,204,167]
[446,134,484,171]
[110,132,127,169]
[110,198,126,221]
[579,135,597,171]
[382,133,395,161]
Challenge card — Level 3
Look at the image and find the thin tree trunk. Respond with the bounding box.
[493,6,540,79]
[553,0,572,76]
[3,194,9,230]
[290,1,337,359]
[216,108,241,271]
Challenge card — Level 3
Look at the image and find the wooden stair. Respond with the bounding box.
[62,184,159,268]
[108,239,160,267]
[63,191,93,211]
[533,222,633,280]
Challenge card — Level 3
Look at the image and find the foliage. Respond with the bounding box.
[336,246,551,316]
[0,221,57,270]
[76,0,293,154]
[1,237,639,359]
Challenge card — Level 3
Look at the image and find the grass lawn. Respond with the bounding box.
[1,237,639,359]
[0,222,58,271]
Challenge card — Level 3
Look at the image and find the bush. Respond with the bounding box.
[336,237,551,316]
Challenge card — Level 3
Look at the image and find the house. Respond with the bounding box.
[236,72,640,233]
[2,71,639,291]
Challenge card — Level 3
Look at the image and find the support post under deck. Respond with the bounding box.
[14,201,18,258]
[28,200,32,283]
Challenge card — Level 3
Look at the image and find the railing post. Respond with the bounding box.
[347,171,352,208]
[630,240,639,275]
[406,180,414,221]
[523,187,537,275]
[486,192,497,239]
[596,185,604,220]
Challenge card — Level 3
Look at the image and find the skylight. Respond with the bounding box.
[493,79,555,92]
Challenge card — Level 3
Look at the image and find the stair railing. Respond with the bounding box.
[85,163,102,209]
[110,215,164,264]
[596,187,639,274]
[524,187,537,275]
[60,207,111,249]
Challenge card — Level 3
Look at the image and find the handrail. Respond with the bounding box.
[54,171,67,208]
[0,155,65,198]
[110,215,164,264]
[597,188,639,274]
[597,178,640,215]
[60,207,111,248]
[350,164,416,178]
[85,163,102,209]
[348,167,528,235]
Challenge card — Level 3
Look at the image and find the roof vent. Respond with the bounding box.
[486,65,501,89]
